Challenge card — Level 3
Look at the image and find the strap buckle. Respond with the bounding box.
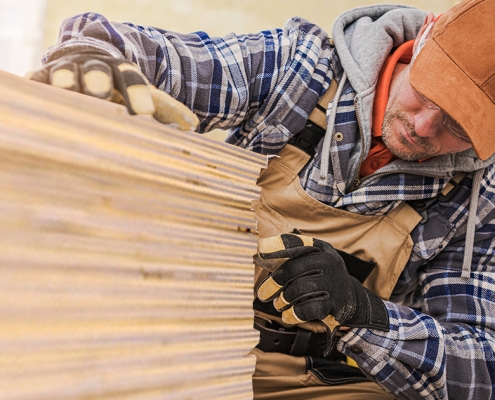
[288,122,326,156]
[407,174,464,224]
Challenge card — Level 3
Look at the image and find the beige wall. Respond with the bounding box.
[43,0,460,50]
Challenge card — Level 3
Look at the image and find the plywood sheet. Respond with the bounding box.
[0,70,266,399]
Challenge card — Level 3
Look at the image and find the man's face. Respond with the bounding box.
[382,65,472,161]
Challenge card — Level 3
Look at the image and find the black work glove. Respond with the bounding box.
[28,52,199,131]
[255,234,389,351]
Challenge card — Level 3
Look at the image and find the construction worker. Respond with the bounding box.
[30,0,495,398]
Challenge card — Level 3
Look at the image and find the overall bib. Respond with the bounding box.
[251,144,422,399]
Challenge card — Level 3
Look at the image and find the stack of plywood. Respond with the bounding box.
[0,70,265,399]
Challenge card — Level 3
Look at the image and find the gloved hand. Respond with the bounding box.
[28,52,199,131]
[255,233,390,333]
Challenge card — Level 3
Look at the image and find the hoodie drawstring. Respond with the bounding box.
[461,168,485,279]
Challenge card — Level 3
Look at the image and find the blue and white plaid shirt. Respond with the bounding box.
[44,10,495,399]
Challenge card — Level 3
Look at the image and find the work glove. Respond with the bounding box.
[28,52,199,131]
[255,233,390,353]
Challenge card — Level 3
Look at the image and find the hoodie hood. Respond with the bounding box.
[331,4,495,173]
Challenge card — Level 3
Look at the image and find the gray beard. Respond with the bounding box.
[381,110,439,161]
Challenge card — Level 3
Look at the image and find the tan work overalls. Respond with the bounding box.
[250,143,423,399]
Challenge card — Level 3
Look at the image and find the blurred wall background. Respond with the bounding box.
[42,0,459,50]
[2,0,460,77]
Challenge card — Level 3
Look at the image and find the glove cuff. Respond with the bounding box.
[345,278,390,332]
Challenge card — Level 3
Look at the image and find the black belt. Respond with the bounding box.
[254,319,345,360]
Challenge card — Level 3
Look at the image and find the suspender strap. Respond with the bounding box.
[408,172,467,223]
[439,172,467,200]
[308,78,339,131]
[288,79,338,156]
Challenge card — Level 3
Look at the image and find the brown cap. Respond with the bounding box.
[410,0,495,160]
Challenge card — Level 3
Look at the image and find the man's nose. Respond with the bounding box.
[414,108,443,138]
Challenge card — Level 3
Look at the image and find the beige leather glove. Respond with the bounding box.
[28,53,199,131]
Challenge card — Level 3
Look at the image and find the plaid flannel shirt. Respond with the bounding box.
[43,11,495,399]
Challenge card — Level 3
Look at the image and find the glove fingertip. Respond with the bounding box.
[258,234,315,259]
[282,233,313,248]
[322,315,340,330]
[258,235,286,255]
[50,67,79,92]
[273,292,290,311]
[114,62,154,115]
[81,60,113,99]
[257,276,282,302]
[150,87,199,131]
[126,85,156,115]
[282,307,306,325]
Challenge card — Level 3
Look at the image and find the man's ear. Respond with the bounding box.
[412,12,436,55]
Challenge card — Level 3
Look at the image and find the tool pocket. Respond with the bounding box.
[252,197,296,239]
[307,356,368,386]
